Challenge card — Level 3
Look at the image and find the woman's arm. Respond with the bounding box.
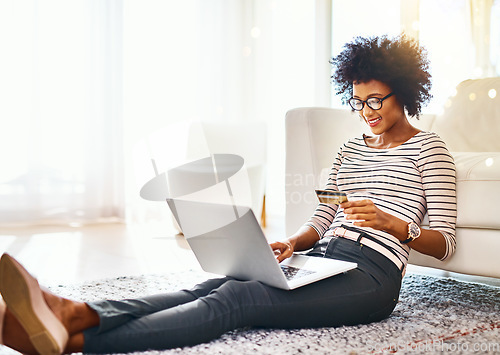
[342,199,448,259]
[342,135,456,261]
[376,209,447,259]
[271,145,345,263]
[270,225,320,263]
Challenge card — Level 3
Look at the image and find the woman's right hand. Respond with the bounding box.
[269,240,294,263]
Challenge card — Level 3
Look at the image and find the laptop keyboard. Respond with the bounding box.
[280,264,316,281]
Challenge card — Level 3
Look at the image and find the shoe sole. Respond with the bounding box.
[0,254,68,355]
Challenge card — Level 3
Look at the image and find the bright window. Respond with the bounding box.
[331,0,401,108]
[331,0,500,113]
[419,0,475,113]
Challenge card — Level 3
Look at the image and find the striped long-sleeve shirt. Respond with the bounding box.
[305,131,457,268]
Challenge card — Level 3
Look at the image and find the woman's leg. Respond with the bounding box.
[60,277,232,354]
[85,276,230,334]
[3,239,402,354]
[83,262,400,354]
[1,265,230,354]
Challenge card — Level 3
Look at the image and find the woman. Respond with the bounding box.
[0,34,456,354]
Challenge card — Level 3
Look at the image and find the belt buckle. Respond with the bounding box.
[324,229,335,237]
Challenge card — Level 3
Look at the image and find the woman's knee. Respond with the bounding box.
[189,277,230,297]
[211,279,274,308]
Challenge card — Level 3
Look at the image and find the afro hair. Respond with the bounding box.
[330,34,432,117]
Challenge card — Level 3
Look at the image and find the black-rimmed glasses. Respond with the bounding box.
[348,92,394,111]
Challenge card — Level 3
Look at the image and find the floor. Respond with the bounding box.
[0,216,288,286]
[0,220,198,286]
[1,216,499,288]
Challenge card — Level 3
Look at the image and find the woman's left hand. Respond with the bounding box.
[340,199,392,231]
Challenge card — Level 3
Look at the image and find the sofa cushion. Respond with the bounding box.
[453,152,500,229]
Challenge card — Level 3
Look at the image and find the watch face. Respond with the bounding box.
[409,222,420,238]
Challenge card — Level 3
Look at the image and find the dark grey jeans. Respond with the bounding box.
[83,237,402,353]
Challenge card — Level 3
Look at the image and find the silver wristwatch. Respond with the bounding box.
[402,221,421,244]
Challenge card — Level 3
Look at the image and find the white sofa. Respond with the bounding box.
[285,77,500,279]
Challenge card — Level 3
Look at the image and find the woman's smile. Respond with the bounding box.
[366,116,382,127]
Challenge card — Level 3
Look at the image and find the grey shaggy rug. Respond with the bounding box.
[1,271,499,355]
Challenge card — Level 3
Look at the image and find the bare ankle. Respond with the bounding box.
[42,291,98,336]
[71,302,100,334]
[64,333,85,354]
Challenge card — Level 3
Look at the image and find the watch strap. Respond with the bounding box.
[402,221,420,244]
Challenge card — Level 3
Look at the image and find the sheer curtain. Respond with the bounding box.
[0,0,260,226]
[0,0,123,225]
[0,0,331,226]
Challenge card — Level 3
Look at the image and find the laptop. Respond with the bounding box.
[166,198,357,290]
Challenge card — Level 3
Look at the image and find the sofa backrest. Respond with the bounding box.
[430,77,500,152]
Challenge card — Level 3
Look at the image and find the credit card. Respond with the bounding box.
[315,189,348,204]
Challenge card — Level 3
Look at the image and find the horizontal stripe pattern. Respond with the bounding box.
[305,131,457,266]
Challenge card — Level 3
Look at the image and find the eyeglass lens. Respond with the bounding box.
[349,97,383,111]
